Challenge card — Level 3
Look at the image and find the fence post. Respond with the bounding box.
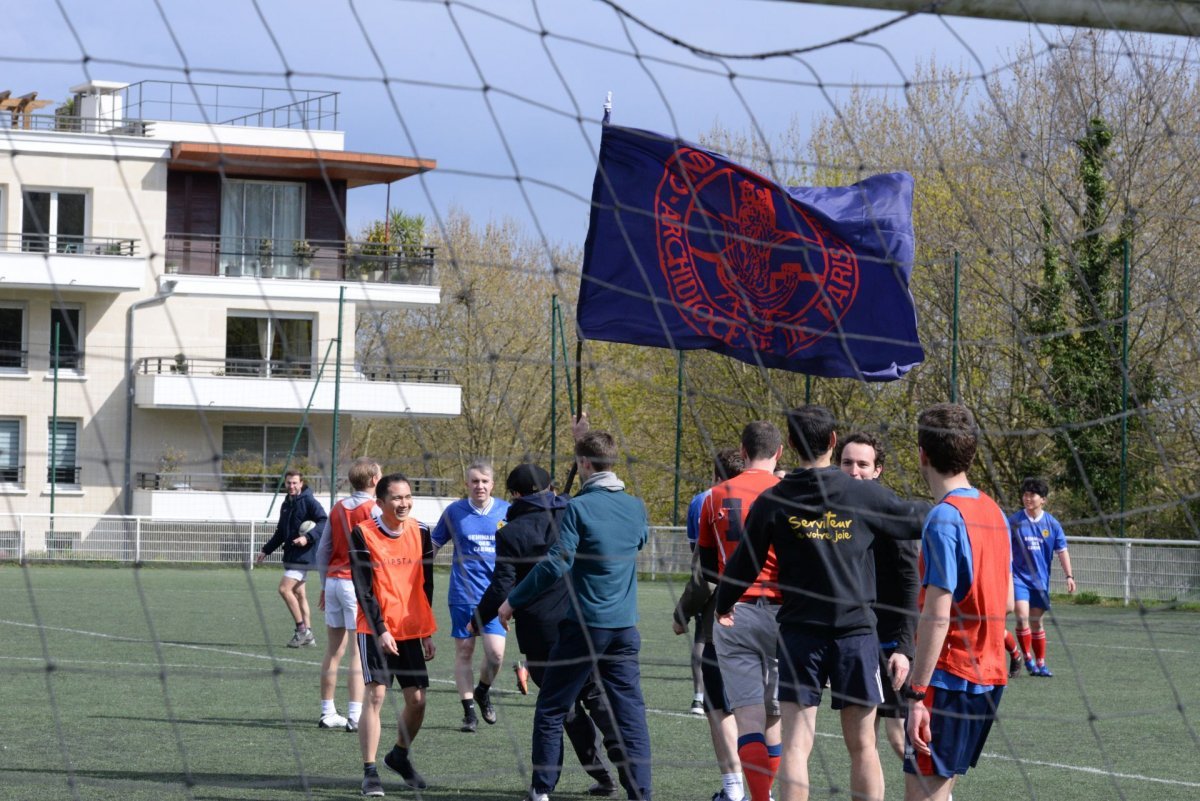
[134,516,141,564]
[650,528,658,581]
[249,521,256,566]
[1123,541,1132,606]
[18,514,24,563]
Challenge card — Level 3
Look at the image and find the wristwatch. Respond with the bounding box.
[902,683,928,701]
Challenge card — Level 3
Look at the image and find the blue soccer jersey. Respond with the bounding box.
[1008,509,1067,591]
[431,497,510,606]
[685,489,709,547]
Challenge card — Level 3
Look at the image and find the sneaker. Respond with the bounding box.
[318,712,349,729]
[383,748,427,790]
[1008,652,1023,678]
[526,792,550,801]
[460,713,478,733]
[690,698,706,716]
[1037,663,1054,677]
[361,772,384,797]
[300,627,316,647]
[287,629,305,648]
[474,687,497,725]
[514,661,530,695]
[345,718,359,732]
[1025,657,1040,677]
[587,779,616,796]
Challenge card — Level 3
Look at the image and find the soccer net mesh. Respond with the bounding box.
[2,2,1199,800]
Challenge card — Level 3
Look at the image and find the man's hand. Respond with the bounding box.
[571,411,590,442]
[318,590,326,611]
[497,600,514,630]
[293,535,308,548]
[672,620,687,636]
[254,551,266,565]
[378,630,399,656]
[908,700,932,755]
[888,652,911,691]
[466,619,477,636]
[421,637,436,661]
[716,611,734,627]
[1066,576,1078,594]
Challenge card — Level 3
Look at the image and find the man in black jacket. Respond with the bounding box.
[256,470,328,648]
[472,463,619,798]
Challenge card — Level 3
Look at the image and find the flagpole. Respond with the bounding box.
[550,295,558,481]
[672,351,684,525]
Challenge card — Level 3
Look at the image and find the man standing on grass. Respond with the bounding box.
[499,414,653,801]
[836,432,921,763]
[314,457,380,732]
[256,470,327,648]
[431,460,509,732]
[904,404,1012,801]
[350,473,437,797]
[716,406,926,801]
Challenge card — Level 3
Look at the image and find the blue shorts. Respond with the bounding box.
[777,628,883,709]
[449,604,507,639]
[1014,582,1051,610]
[904,685,1004,777]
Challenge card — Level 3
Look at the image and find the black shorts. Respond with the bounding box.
[358,633,429,689]
[700,641,731,714]
[876,646,908,719]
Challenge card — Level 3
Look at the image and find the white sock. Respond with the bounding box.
[722,772,744,800]
[693,691,704,703]
[321,699,337,717]
[348,701,363,723]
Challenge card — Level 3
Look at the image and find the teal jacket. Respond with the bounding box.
[507,471,648,628]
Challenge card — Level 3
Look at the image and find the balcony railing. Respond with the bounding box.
[50,349,85,371]
[163,234,435,285]
[0,348,28,369]
[136,471,451,497]
[121,80,338,130]
[0,465,23,484]
[0,113,151,136]
[47,465,82,485]
[2,233,140,256]
[137,356,453,384]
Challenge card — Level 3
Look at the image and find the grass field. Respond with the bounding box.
[1,565,1198,801]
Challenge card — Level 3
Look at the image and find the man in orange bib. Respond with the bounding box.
[349,473,437,797]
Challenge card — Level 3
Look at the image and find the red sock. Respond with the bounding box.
[767,748,781,781]
[1004,629,1020,658]
[738,739,773,801]
[1016,627,1032,661]
[1032,629,1047,664]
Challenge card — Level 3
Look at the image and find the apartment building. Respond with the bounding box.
[0,79,461,534]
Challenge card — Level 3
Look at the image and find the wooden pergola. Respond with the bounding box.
[0,90,54,128]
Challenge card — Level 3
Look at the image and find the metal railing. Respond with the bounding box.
[163,234,435,285]
[1,232,139,256]
[121,80,338,130]
[0,465,23,484]
[0,112,151,136]
[136,356,453,384]
[135,472,452,497]
[46,465,82,485]
[0,348,28,369]
[49,349,85,371]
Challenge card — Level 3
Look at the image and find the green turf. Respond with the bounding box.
[1,565,1197,800]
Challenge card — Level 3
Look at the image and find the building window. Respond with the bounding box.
[0,305,27,370]
[224,313,312,377]
[49,306,84,371]
[221,424,310,490]
[219,180,304,277]
[22,190,87,253]
[0,418,22,484]
[47,419,79,485]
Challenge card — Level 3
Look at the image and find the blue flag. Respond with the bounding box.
[578,126,923,381]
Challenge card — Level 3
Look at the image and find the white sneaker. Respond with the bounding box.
[319,712,349,729]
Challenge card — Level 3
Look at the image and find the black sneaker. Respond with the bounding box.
[460,713,478,733]
[1008,652,1022,678]
[586,778,616,796]
[384,748,427,790]
[361,772,384,797]
[473,687,497,725]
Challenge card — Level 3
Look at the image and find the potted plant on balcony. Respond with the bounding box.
[292,238,314,277]
[257,238,274,278]
[170,352,188,375]
[158,444,190,490]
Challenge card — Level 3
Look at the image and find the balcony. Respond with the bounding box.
[131,472,456,522]
[0,233,145,292]
[134,357,461,418]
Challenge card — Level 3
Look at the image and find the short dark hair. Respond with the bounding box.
[917,404,978,476]
[376,472,411,501]
[284,470,303,481]
[1021,477,1050,498]
[576,431,618,472]
[836,431,886,469]
[785,405,837,462]
[714,448,744,482]
[742,420,783,461]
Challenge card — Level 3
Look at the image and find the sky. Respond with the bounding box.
[1,0,1120,249]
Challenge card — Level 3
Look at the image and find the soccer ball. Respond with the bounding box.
[299,520,317,535]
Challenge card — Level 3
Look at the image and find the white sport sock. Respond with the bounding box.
[321,699,337,717]
[348,701,363,723]
[722,772,744,800]
[693,691,704,703]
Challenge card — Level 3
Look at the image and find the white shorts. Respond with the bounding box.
[323,576,358,629]
[283,568,309,582]
[713,598,781,714]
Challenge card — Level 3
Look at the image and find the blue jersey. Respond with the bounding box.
[431,497,510,606]
[1009,509,1067,591]
[685,489,709,547]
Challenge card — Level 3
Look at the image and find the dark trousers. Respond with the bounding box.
[531,620,652,800]
[526,644,618,787]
